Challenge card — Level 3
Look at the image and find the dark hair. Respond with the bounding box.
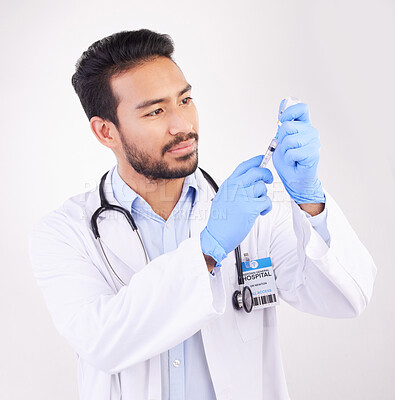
[71,29,175,127]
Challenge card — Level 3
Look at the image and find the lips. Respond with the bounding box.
[168,139,195,152]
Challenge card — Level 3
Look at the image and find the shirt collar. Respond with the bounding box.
[111,166,199,213]
[181,169,198,207]
[111,167,139,212]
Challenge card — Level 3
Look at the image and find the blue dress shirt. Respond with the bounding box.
[111,167,217,400]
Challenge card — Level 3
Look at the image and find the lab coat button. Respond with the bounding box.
[172,359,181,368]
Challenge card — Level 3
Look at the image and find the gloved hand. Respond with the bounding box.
[273,101,325,204]
[200,155,273,265]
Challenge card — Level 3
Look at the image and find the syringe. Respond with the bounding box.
[259,96,301,168]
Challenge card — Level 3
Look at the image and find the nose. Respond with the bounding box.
[168,107,193,136]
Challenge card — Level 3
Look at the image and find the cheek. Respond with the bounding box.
[130,120,164,147]
[142,135,163,154]
[190,105,199,132]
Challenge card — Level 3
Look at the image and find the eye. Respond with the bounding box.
[181,97,193,105]
[146,108,163,117]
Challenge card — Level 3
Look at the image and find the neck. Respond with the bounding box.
[117,162,185,221]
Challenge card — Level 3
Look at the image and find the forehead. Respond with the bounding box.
[110,57,188,105]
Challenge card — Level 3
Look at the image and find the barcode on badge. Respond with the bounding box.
[253,293,277,307]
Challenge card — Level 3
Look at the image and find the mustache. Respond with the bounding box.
[162,132,199,156]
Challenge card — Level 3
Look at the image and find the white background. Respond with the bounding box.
[1,0,394,399]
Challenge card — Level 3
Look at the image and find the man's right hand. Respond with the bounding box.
[200,155,273,266]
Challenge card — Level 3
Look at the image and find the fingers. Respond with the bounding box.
[241,167,273,186]
[277,120,300,143]
[246,196,272,216]
[276,120,320,167]
[229,167,272,199]
[230,155,264,178]
[252,181,268,198]
[279,103,311,125]
[282,142,320,167]
[244,180,268,199]
[281,131,320,152]
[277,121,319,146]
[259,196,272,216]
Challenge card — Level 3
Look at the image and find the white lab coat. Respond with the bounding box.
[29,167,376,400]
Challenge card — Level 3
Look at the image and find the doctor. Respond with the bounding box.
[29,29,376,400]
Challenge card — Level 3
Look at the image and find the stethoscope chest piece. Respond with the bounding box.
[232,286,253,313]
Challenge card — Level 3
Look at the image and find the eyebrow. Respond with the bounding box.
[135,84,192,110]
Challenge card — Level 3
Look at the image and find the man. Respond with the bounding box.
[29,29,376,400]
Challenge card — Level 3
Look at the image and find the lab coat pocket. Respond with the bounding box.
[227,268,263,342]
[224,250,264,342]
[234,307,264,342]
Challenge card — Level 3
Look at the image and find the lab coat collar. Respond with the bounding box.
[87,166,147,273]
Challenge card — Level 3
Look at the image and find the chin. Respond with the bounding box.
[168,151,198,178]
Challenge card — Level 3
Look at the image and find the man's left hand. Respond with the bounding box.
[273,101,326,205]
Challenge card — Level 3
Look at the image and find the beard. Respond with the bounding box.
[119,131,199,180]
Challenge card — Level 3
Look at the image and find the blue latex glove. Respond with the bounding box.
[273,101,325,204]
[200,155,273,265]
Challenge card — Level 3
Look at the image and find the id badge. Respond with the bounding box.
[242,255,279,310]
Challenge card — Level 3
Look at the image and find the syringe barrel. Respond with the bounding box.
[267,138,279,151]
[259,138,279,168]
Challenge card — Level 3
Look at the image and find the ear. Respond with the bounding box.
[90,116,120,149]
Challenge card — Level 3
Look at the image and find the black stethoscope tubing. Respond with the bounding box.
[91,168,253,313]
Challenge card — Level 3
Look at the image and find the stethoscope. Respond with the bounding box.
[91,168,254,313]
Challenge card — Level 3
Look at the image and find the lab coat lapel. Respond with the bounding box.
[98,211,147,273]
[189,168,216,238]
[86,167,147,273]
[192,170,234,397]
